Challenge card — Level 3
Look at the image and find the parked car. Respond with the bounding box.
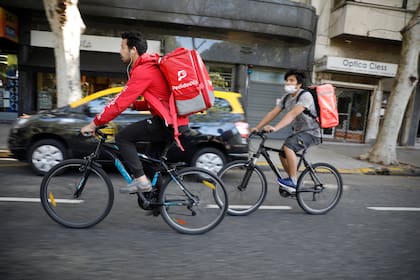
[8,87,249,175]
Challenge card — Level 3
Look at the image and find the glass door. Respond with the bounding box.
[335,88,370,142]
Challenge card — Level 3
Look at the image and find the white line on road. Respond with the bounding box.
[206,204,292,210]
[0,197,84,204]
[367,207,420,212]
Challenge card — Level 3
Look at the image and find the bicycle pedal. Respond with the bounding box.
[279,190,291,198]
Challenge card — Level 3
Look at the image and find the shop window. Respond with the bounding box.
[208,64,234,91]
[37,72,56,110]
[36,72,127,110]
[249,69,285,84]
[0,54,18,112]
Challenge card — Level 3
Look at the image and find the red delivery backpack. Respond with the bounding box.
[306,84,339,128]
[283,83,339,128]
[158,48,215,117]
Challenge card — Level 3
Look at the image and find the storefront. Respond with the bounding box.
[0,7,18,120]
[1,1,317,126]
[315,56,398,143]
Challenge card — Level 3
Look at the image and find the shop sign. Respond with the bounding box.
[316,56,398,77]
[30,30,161,54]
[0,7,18,43]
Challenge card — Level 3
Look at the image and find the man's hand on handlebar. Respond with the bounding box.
[80,122,97,137]
[263,125,276,133]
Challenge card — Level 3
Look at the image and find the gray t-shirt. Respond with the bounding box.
[276,90,321,137]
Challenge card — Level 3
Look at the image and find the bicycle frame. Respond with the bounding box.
[249,133,312,179]
[84,131,198,208]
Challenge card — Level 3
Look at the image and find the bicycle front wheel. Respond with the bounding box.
[40,159,114,228]
[218,160,267,216]
[159,167,228,234]
[296,162,343,215]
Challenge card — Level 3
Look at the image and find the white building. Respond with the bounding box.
[309,0,419,144]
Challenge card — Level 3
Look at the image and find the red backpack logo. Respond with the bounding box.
[158,48,215,117]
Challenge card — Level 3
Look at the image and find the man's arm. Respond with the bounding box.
[264,104,305,132]
[254,106,282,131]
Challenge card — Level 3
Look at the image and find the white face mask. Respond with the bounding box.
[284,85,297,94]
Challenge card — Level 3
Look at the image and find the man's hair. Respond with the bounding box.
[121,32,148,55]
[284,70,306,86]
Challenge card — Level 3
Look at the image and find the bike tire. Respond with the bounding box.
[218,160,267,216]
[40,159,114,228]
[159,167,228,234]
[296,162,343,215]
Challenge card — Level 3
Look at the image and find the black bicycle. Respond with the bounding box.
[40,125,228,234]
[217,130,343,215]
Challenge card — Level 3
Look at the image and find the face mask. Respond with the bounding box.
[284,85,297,94]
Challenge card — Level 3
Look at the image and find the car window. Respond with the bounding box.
[86,97,113,114]
[207,97,232,113]
[86,95,145,115]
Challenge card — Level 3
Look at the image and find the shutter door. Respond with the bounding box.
[246,81,292,139]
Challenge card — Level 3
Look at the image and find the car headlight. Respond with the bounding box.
[13,115,31,128]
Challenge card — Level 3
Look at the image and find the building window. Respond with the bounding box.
[250,69,285,84]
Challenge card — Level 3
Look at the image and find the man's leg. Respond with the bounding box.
[116,117,172,192]
[279,154,289,175]
[283,145,298,181]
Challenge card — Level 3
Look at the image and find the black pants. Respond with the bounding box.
[115,116,174,178]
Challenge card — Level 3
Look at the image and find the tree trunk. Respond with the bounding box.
[43,0,86,107]
[364,81,383,143]
[400,92,416,145]
[361,4,420,165]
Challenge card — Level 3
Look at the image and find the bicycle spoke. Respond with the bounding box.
[40,159,114,228]
[159,167,227,234]
[296,163,343,214]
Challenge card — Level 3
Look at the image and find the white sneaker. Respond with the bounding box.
[120,180,152,193]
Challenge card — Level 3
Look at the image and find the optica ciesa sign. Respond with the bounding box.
[316,56,398,77]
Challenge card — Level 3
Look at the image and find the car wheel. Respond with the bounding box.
[191,147,227,174]
[29,139,66,175]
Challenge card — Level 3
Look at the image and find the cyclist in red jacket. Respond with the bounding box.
[81,32,188,193]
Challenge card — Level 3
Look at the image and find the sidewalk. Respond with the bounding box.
[1,121,420,175]
[253,138,420,176]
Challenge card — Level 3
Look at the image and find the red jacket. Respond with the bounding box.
[93,53,189,139]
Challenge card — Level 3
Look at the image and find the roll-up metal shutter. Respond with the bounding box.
[246,81,292,139]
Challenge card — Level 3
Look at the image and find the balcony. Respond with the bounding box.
[329,1,414,42]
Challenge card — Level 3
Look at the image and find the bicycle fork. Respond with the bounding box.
[237,161,257,191]
[73,159,97,198]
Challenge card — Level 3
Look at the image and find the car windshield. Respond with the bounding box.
[86,96,143,115]
[207,97,232,113]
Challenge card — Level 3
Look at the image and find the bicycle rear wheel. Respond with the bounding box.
[218,160,267,216]
[40,159,114,228]
[159,167,228,234]
[296,162,343,215]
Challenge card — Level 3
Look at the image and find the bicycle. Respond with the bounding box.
[217,130,343,215]
[40,125,228,234]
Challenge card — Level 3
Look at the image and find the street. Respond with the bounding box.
[1,159,420,280]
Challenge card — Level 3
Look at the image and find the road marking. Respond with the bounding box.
[0,197,84,204]
[206,204,292,210]
[367,207,420,212]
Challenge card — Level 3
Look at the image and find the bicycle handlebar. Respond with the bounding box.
[250,130,270,138]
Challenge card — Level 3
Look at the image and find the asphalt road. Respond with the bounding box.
[1,159,420,280]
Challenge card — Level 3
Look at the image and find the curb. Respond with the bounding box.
[255,162,420,176]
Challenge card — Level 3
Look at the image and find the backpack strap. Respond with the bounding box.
[281,94,290,109]
[297,90,317,120]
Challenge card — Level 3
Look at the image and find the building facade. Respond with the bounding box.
[0,0,317,140]
[311,0,419,145]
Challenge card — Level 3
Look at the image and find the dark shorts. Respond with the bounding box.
[279,132,321,157]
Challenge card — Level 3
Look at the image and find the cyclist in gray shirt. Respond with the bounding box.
[252,70,321,194]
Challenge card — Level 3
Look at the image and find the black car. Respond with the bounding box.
[8,87,249,175]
